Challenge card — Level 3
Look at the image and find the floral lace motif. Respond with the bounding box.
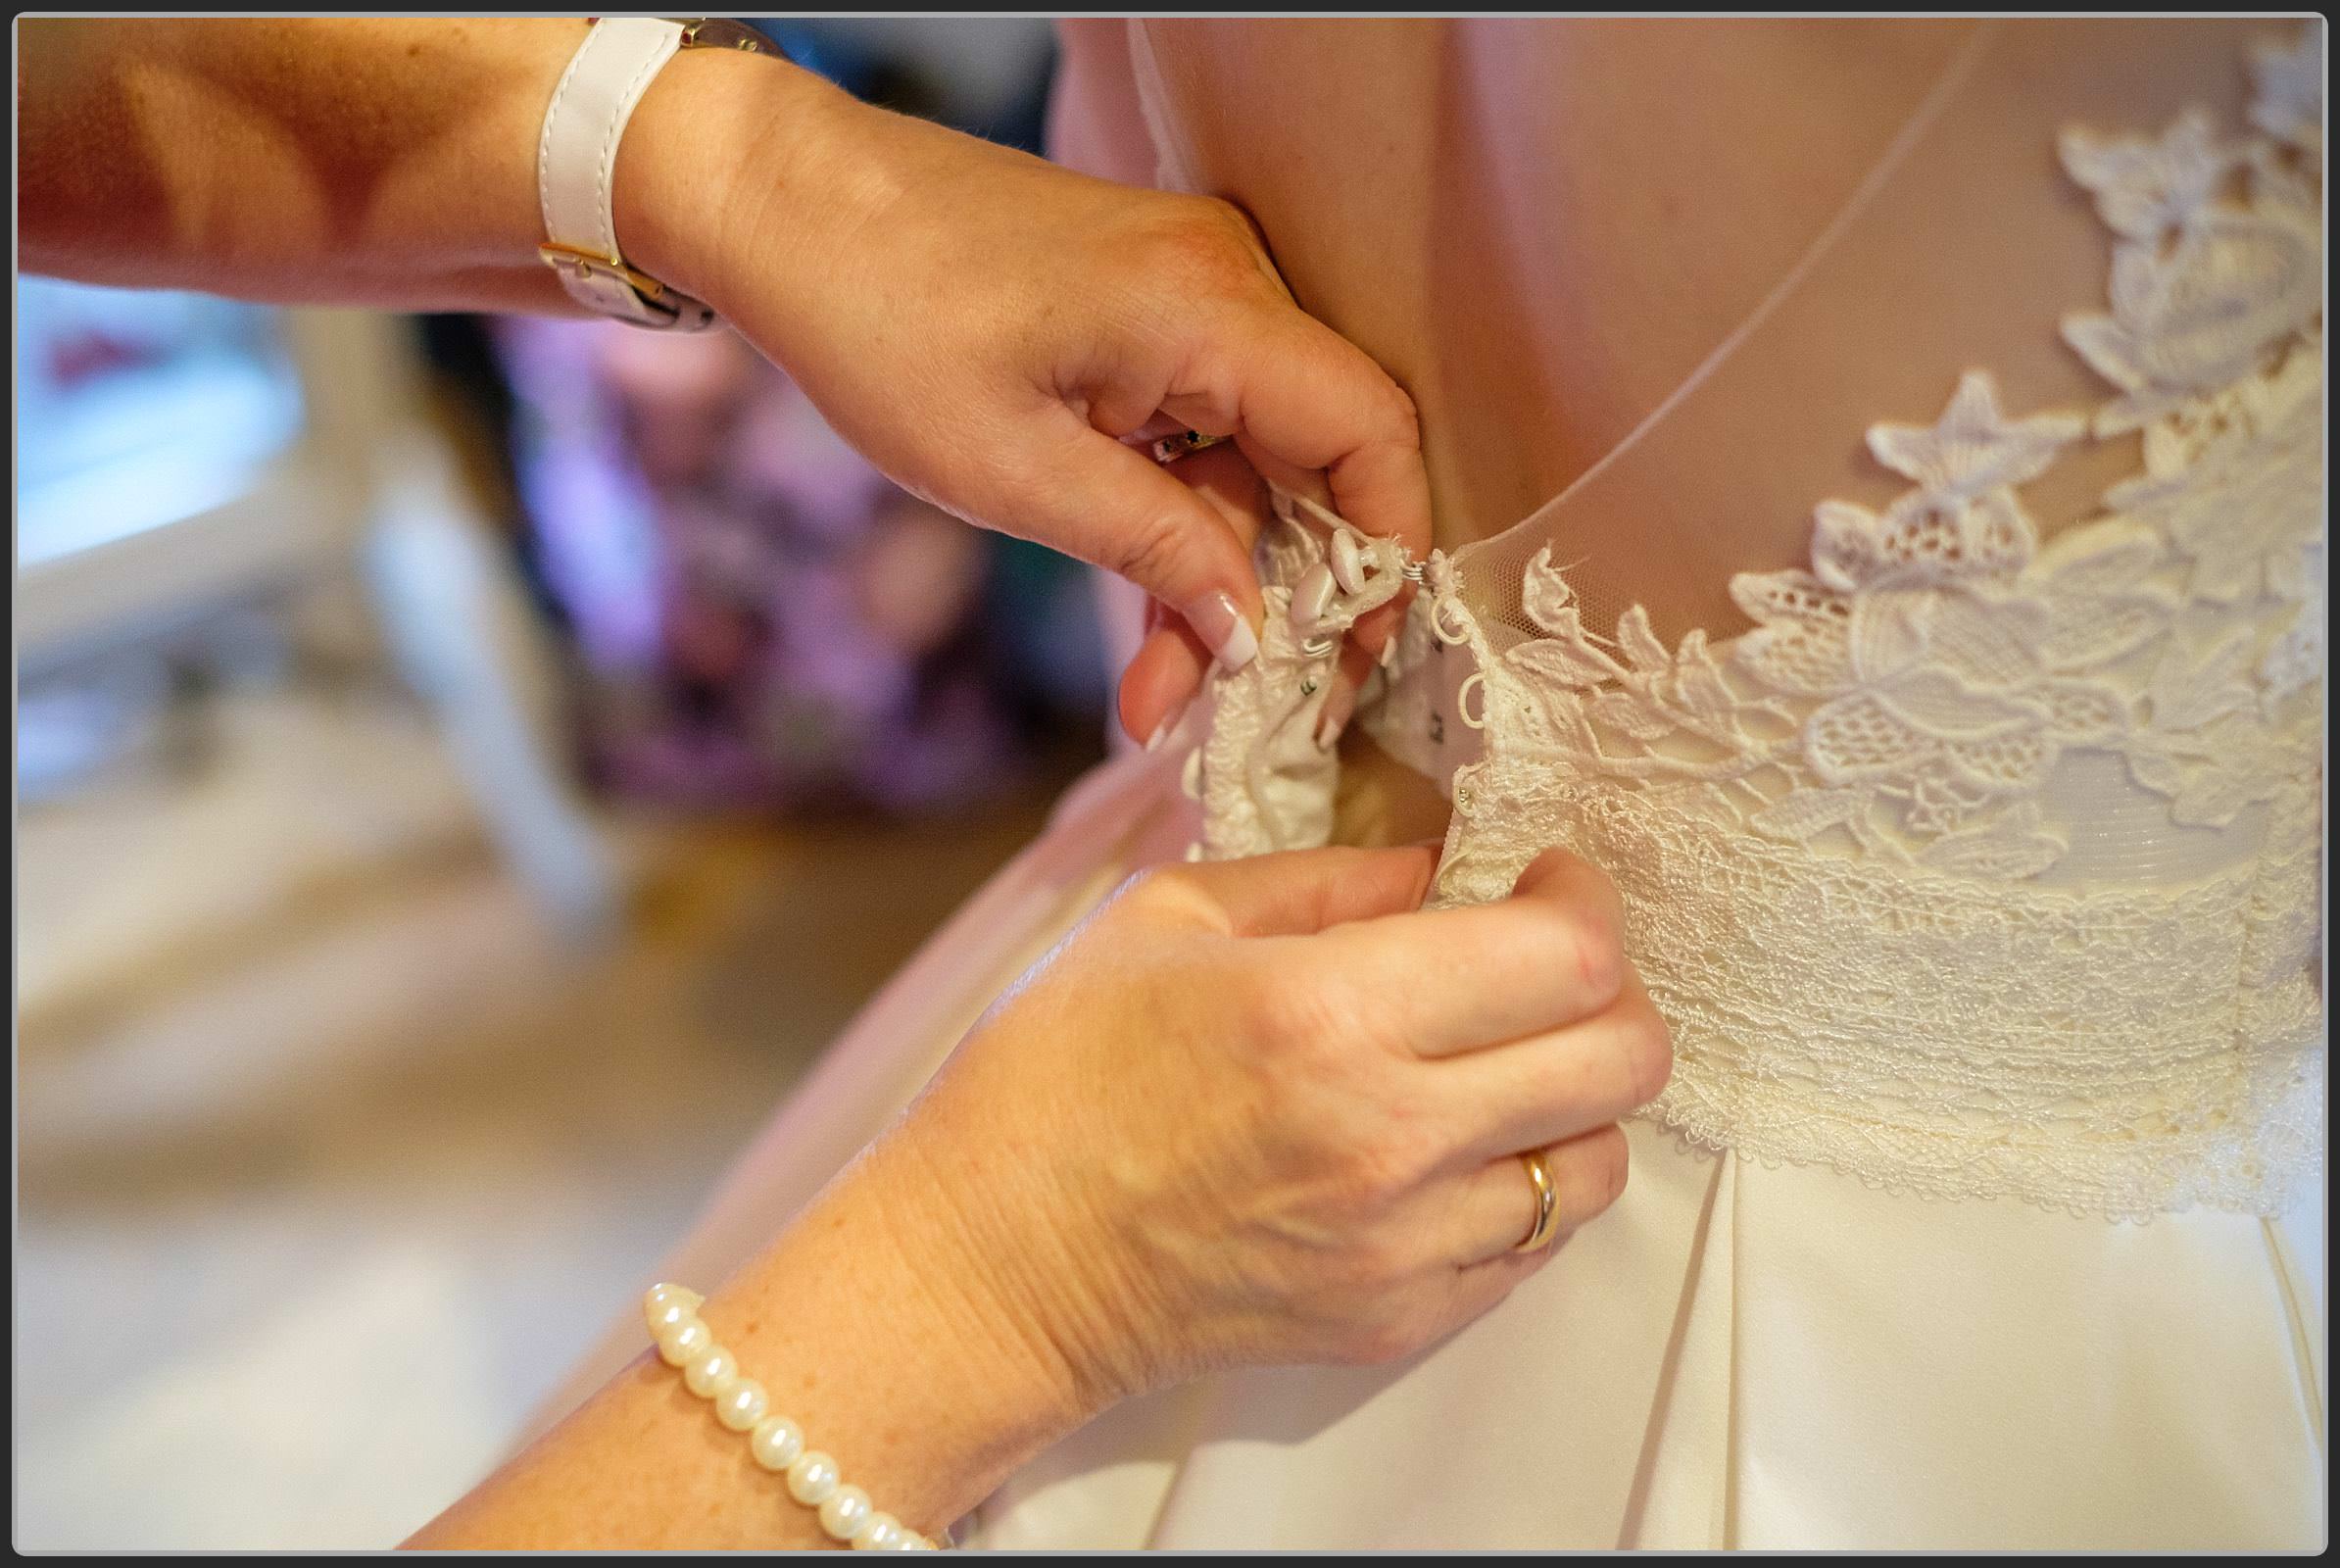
[1197,30,2325,1219]
[1477,342,2320,880]
[1436,779,2321,1221]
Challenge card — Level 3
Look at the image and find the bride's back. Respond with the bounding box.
[1059,18,2278,641]
[1061,17,2324,1223]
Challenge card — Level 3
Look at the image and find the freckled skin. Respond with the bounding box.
[85,20,2280,1546]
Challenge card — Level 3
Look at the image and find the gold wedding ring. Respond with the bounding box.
[1515,1150,1560,1252]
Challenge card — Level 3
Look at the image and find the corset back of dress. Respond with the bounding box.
[1164,23,2325,1219]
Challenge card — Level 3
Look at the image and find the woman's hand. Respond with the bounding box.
[18,21,1424,742]
[885,842,1671,1408]
[414,839,1667,1545]
[618,46,1432,742]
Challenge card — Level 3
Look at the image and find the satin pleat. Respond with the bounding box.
[676,749,2321,1548]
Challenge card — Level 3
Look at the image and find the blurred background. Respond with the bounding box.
[15,19,1105,1549]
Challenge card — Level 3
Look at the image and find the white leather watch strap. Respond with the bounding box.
[537,17,716,330]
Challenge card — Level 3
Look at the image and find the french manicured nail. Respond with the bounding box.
[1186,591,1258,672]
[1144,691,1198,752]
[1313,671,1357,750]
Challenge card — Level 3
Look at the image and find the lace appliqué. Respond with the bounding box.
[1194,32,2325,1219]
[1436,35,2325,1219]
[1480,346,2319,881]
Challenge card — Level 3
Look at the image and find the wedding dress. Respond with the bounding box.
[636,19,2324,1548]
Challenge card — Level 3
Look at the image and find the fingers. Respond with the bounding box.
[1341,594,1411,684]
[1194,303,1434,569]
[1434,974,1673,1164]
[1510,845,1630,927]
[1111,444,1272,741]
[1016,409,1265,674]
[1098,295,1425,743]
[1436,1124,1632,1266]
[1380,1127,1631,1357]
[1120,597,1377,749]
[1163,299,1430,690]
[1117,620,1211,745]
[1154,435,1275,550]
[1319,846,1632,1059]
[1146,843,1440,938]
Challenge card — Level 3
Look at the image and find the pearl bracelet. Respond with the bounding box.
[643,1283,938,1550]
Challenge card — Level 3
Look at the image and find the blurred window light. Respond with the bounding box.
[15,276,306,569]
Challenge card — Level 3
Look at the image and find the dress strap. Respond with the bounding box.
[1454,21,2002,568]
[1127,21,1208,197]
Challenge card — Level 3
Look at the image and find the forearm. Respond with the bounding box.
[13,18,837,318]
[406,1137,1102,1548]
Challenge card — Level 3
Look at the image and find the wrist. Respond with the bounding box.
[610,39,872,323]
[858,1131,1115,1443]
[880,1093,1183,1418]
[692,1136,1110,1533]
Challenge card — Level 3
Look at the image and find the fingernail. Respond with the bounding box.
[1144,689,1199,752]
[1313,672,1357,750]
[1185,591,1258,672]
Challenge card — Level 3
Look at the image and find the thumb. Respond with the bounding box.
[1009,410,1265,671]
[1167,843,1442,938]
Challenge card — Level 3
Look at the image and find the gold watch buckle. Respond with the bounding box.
[675,19,775,54]
[538,241,677,314]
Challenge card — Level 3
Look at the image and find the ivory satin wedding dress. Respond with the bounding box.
[638,20,2324,1548]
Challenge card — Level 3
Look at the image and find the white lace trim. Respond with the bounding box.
[1432,775,2322,1221]
[1192,30,2325,1219]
